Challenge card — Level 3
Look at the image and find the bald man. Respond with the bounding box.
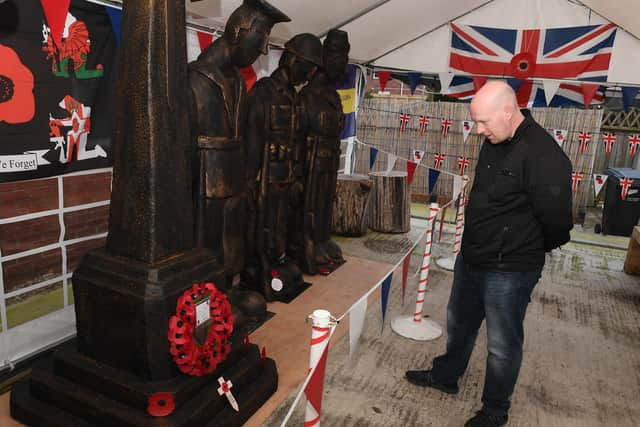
[406,81,573,427]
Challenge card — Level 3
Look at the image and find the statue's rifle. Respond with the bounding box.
[255,90,273,295]
[302,130,318,275]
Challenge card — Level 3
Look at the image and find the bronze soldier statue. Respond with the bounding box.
[188,0,290,318]
[296,29,349,275]
[244,33,322,301]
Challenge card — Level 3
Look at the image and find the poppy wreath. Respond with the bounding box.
[167,282,234,376]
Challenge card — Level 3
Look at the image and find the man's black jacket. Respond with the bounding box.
[461,110,573,271]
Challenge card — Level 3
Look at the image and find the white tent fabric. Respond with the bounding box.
[184,0,640,85]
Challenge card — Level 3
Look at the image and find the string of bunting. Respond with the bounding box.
[354,138,467,182]
[358,105,613,136]
[358,107,640,159]
[573,172,634,201]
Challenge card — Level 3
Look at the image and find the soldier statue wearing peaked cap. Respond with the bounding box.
[188,0,290,323]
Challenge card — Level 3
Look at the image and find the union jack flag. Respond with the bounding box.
[449,23,617,82]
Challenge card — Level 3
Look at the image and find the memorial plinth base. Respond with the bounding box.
[10,248,278,426]
[10,341,277,427]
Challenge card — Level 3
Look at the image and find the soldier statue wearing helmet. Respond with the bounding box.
[294,29,350,275]
[188,0,290,324]
[244,33,322,301]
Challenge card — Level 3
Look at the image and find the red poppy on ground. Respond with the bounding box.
[147,392,175,417]
[0,44,35,124]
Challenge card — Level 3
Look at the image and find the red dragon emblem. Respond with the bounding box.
[42,14,103,79]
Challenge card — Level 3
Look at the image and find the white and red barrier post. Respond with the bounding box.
[391,203,442,340]
[436,176,469,271]
[304,309,333,427]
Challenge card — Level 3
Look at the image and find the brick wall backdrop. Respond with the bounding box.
[0,170,112,329]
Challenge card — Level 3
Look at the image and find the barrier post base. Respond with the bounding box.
[391,315,442,341]
[435,256,456,271]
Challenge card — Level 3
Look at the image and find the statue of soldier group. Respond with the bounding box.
[189,0,349,327]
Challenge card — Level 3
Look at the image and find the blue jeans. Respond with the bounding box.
[431,255,542,416]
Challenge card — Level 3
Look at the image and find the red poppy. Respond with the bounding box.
[0,44,35,124]
[147,392,175,417]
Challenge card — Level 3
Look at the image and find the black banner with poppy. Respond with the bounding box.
[0,0,117,183]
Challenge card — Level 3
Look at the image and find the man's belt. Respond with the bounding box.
[197,136,241,150]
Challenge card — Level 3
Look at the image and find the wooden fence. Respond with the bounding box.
[352,98,607,220]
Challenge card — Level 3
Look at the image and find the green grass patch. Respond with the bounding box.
[5,285,69,330]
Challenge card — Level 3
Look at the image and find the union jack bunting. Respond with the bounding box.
[457,156,470,175]
[399,113,411,133]
[577,131,591,154]
[571,171,583,194]
[602,132,616,155]
[620,177,634,200]
[441,118,453,138]
[434,153,445,170]
[449,23,617,82]
[628,134,640,158]
[418,115,430,135]
[445,76,604,107]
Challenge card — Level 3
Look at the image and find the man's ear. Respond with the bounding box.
[503,103,514,119]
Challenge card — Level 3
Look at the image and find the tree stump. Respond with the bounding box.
[367,171,410,233]
[332,174,372,236]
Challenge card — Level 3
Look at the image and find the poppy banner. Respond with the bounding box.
[0,0,117,182]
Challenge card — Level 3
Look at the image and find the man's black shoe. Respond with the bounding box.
[404,369,459,394]
[464,410,508,427]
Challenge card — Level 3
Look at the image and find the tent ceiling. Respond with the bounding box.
[580,0,640,40]
[186,0,492,58]
[180,0,640,85]
[186,0,382,44]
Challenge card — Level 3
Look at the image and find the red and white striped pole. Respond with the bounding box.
[391,203,442,340]
[437,176,469,271]
[414,203,439,321]
[304,309,332,427]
